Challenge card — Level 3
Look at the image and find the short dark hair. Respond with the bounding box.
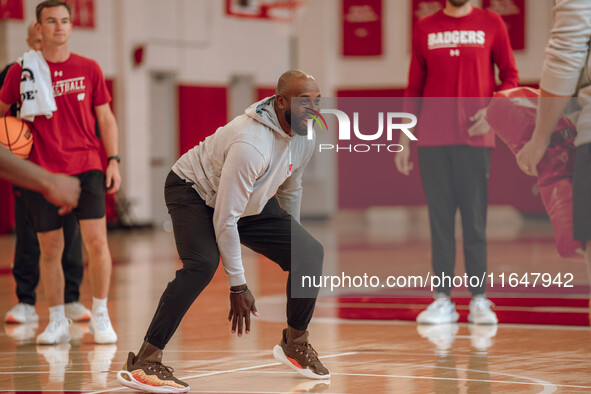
[36,0,72,23]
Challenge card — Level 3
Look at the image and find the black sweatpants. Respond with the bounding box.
[418,146,491,296]
[144,171,323,349]
[12,186,83,305]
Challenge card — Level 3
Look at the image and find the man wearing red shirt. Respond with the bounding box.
[396,0,519,324]
[0,0,120,344]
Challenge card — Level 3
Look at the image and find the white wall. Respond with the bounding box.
[0,0,556,224]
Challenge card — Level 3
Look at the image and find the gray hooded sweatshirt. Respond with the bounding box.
[172,96,315,286]
[541,0,591,146]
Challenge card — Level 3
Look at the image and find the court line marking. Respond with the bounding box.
[85,351,357,394]
[328,372,563,392]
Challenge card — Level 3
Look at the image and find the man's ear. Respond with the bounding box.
[276,94,288,110]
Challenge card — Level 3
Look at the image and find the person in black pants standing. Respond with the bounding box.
[2,22,90,326]
[117,70,328,393]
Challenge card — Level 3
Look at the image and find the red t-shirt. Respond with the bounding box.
[404,8,519,147]
[0,53,111,174]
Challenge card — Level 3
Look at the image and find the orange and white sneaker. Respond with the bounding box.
[117,351,189,393]
[273,328,330,380]
[5,303,38,324]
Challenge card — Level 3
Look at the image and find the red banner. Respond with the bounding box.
[0,0,24,20]
[68,0,95,28]
[342,0,383,57]
[483,0,525,50]
[411,0,445,35]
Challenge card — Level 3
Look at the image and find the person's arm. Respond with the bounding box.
[95,103,121,193]
[516,0,591,176]
[492,13,519,91]
[215,142,265,335]
[0,147,80,214]
[396,24,425,175]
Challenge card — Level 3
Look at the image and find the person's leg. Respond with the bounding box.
[79,217,111,299]
[5,186,40,324]
[418,146,458,296]
[118,171,208,393]
[37,229,66,307]
[238,197,328,378]
[453,146,496,324]
[416,146,460,324]
[453,146,490,296]
[141,173,220,352]
[73,170,115,343]
[238,197,322,332]
[12,186,40,306]
[62,212,83,304]
[26,189,70,345]
[62,212,90,321]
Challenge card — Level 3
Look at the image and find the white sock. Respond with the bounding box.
[49,305,66,321]
[92,297,108,312]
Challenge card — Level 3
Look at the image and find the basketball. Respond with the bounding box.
[0,116,33,159]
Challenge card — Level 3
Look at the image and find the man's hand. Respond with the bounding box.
[467,108,490,137]
[44,173,81,215]
[105,160,121,194]
[394,146,413,176]
[516,136,550,177]
[228,286,259,336]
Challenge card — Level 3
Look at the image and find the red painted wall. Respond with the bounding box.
[178,85,228,155]
[257,87,275,101]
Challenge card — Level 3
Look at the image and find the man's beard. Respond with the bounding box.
[448,0,470,7]
[285,107,308,136]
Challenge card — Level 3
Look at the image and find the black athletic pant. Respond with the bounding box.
[145,171,323,349]
[12,186,83,305]
[418,146,490,296]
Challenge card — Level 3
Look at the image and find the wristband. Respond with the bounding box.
[230,285,248,294]
[108,155,120,163]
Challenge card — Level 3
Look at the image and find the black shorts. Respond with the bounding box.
[573,143,591,242]
[26,170,106,233]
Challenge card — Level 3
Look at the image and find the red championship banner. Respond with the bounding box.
[483,0,525,50]
[0,0,24,20]
[342,0,383,57]
[411,0,445,35]
[68,0,95,28]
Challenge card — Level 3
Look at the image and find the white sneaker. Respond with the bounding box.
[65,302,91,322]
[468,296,498,325]
[5,303,39,324]
[37,318,71,345]
[89,310,117,344]
[37,343,71,383]
[416,295,459,324]
[417,323,459,355]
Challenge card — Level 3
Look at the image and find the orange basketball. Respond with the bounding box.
[0,116,33,159]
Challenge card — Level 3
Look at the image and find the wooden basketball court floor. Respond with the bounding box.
[0,207,590,393]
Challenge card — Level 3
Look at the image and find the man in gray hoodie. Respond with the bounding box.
[117,70,328,393]
[517,0,591,309]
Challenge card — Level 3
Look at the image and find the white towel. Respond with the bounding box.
[17,50,57,121]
